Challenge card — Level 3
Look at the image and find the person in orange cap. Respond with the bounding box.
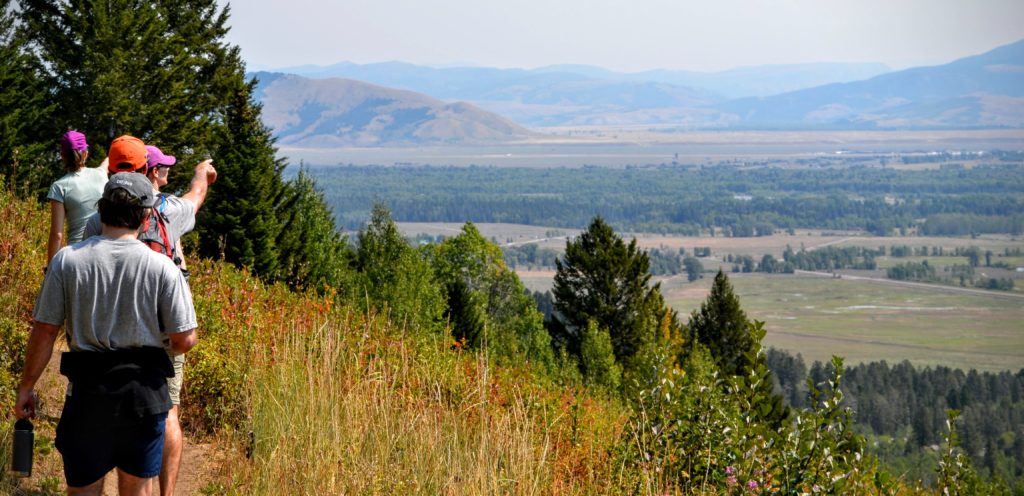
[83,136,216,496]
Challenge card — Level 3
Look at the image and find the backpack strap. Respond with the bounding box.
[140,203,174,261]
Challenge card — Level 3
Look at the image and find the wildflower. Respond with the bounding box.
[726,466,734,475]
[747,479,759,490]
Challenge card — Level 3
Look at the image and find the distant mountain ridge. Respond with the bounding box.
[718,39,1024,129]
[271,60,891,100]
[251,39,1024,144]
[253,72,534,146]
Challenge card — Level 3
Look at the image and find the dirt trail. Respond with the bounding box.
[15,345,227,495]
[101,440,221,495]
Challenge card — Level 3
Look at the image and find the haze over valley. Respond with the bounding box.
[252,39,1024,149]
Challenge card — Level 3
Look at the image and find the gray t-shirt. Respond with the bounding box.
[47,167,108,243]
[33,236,197,352]
[83,193,195,250]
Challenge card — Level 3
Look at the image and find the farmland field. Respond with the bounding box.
[661,272,1024,373]
[399,222,1024,372]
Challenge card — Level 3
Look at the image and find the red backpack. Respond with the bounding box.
[139,194,181,267]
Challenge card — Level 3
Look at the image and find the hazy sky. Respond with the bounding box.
[225,0,1024,73]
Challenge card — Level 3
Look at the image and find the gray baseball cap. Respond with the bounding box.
[103,172,157,207]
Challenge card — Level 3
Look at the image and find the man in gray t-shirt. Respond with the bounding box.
[15,170,199,493]
[83,143,216,496]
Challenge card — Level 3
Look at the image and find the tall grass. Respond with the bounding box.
[232,308,624,494]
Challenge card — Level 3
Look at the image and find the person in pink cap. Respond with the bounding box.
[46,130,108,266]
[143,144,206,496]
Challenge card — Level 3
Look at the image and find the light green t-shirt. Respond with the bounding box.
[47,167,108,243]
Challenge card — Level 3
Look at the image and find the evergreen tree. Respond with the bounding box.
[17,0,237,168]
[16,0,338,289]
[198,80,284,277]
[552,216,665,364]
[689,269,755,377]
[689,269,788,426]
[274,168,353,292]
[0,0,55,198]
[445,278,485,348]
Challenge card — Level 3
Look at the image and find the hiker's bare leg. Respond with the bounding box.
[159,405,182,496]
[116,468,155,496]
[66,475,105,496]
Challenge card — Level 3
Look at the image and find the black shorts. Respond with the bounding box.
[55,395,167,488]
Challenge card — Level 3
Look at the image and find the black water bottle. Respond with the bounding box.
[11,418,33,477]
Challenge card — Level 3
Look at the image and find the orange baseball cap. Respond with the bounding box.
[107,135,148,173]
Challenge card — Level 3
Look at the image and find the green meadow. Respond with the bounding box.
[662,272,1024,372]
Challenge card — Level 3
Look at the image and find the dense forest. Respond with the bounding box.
[766,350,1024,490]
[302,161,1024,235]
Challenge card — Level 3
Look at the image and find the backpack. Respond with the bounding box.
[140,194,182,267]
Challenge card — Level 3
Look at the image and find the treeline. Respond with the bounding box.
[302,164,1024,235]
[724,245,879,274]
[767,350,1024,491]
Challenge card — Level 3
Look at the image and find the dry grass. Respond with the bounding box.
[230,311,626,495]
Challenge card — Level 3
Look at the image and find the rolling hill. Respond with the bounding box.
[252,72,535,146]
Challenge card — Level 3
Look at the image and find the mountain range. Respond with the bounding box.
[251,39,1024,145]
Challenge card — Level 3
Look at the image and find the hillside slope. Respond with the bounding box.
[718,39,1024,128]
[253,72,536,146]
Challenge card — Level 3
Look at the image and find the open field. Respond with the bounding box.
[663,272,1024,372]
[281,129,1024,167]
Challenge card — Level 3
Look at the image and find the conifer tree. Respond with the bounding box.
[17,1,347,287]
[17,0,237,166]
[689,269,789,426]
[274,168,353,292]
[689,269,755,377]
[197,80,285,278]
[552,216,670,365]
[0,0,55,197]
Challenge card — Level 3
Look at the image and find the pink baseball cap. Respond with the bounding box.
[60,131,88,154]
[145,145,177,170]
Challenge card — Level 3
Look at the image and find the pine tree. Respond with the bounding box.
[197,80,285,278]
[17,0,334,287]
[689,269,754,377]
[689,269,789,426]
[552,216,670,366]
[18,0,237,168]
[274,168,354,292]
[0,0,55,198]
